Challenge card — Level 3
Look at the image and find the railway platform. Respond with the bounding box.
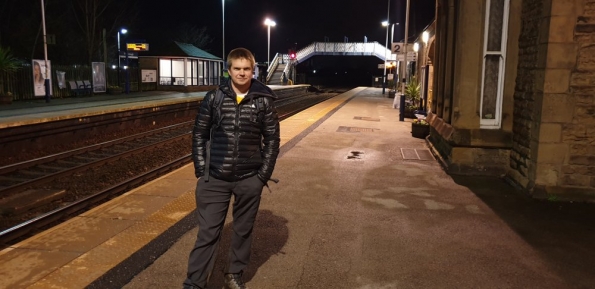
[1,87,595,289]
[0,85,307,129]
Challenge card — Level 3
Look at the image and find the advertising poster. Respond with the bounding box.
[32,59,52,97]
[92,62,106,92]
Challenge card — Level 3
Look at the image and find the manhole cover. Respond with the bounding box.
[337,126,377,133]
[400,148,435,160]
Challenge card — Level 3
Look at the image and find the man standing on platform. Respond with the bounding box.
[184,47,280,289]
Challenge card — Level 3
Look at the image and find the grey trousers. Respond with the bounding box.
[183,174,264,289]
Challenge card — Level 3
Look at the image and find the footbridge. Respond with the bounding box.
[266,41,400,85]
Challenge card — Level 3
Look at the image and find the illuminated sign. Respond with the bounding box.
[127,43,149,51]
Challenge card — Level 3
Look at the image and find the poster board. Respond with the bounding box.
[141,69,156,83]
[32,60,52,97]
[92,62,106,92]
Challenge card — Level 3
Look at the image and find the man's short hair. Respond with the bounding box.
[227,48,255,69]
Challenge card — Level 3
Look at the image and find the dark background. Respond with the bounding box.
[0,0,435,87]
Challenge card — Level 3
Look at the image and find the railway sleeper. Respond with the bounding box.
[37,164,68,172]
[0,188,66,216]
[16,170,47,177]
[0,175,30,183]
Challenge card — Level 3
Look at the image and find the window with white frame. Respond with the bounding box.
[480,0,510,128]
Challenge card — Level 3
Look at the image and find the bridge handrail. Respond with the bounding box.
[270,41,394,84]
[295,41,391,63]
[266,53,281,83]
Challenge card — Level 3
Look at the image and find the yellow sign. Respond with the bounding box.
[127,43,149,51]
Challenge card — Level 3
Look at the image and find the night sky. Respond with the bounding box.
[138,0,435,63]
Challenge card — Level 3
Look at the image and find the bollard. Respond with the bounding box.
[399,94,405,121]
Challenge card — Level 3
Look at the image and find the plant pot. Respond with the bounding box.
[411,123,430,139]
[0,94,12,105]
[108,88,123,95]
[388,90,396,99]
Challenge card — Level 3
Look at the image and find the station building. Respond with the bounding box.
[426,0,595,201]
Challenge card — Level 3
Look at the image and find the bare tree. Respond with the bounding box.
[70,0,138,64]
[174,23,213,51]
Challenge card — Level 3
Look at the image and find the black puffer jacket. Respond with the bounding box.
[192,79,280,183]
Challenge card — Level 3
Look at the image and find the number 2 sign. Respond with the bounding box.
[391,42,403,53]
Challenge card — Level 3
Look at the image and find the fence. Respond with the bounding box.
[0,63,146,101]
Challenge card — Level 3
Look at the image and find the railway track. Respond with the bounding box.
[0,90,343,247]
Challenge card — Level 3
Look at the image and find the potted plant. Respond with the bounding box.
[0,46,20,104]
[401,77,421,118]
[387,79,396,98]
[405,76,421,108]
[107,85,123,94]
[411,118,430,139]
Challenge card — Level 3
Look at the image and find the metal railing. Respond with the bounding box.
[295,41,389,63]
[267,41,391,85]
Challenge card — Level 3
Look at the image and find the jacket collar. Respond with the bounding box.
[220,78,277,99]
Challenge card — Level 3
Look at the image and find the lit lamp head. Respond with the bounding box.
[413,42,419,52]
[382,20,389,27]
[264,18,276,27]
[422,31,429,44]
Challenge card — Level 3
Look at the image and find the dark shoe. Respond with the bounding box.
[223,273,247,289]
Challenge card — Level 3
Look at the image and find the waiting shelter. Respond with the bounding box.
[139,41,223,92]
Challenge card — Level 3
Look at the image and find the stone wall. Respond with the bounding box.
[509,0,595,200]
[507,0,548,190]
[562,0,595,199]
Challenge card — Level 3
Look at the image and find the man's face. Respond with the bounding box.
[229,58,253,92]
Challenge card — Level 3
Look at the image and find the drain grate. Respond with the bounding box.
[337,126,377,133]
[400,148,435,160]
[354,116,380,122]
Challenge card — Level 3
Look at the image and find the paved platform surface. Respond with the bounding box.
[1,87,594,289]
[123,88,595,289]
[0,85,306,128]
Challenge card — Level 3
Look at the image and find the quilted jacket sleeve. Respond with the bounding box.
[191,91,215,178]
[257,96,281,183]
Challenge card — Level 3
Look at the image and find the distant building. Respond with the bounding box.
[139,41,223,92]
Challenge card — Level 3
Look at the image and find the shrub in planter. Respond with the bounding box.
[411,119,430,139]
[107,85,123,94]
[0,46,20,104]
[0,91,13,104]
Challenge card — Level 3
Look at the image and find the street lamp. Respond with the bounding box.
[382,20,389,94]
[421,31,430,112]
[117,28,127,87]
[222,0,225,64]
[264,18,276,73]
[40,0,50,103]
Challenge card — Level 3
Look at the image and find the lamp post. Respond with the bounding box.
[40,0,50,103]
[400,0,410,98]
[382,20,389,94]
[222,0,225,64]
[264,18,276,74]
[117,28,127,88]
[421,31,429,111]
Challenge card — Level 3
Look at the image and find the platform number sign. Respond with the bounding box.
[391,42,404,53]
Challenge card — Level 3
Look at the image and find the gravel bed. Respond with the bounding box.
[0,116,194,167]
[0,131,192,237]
